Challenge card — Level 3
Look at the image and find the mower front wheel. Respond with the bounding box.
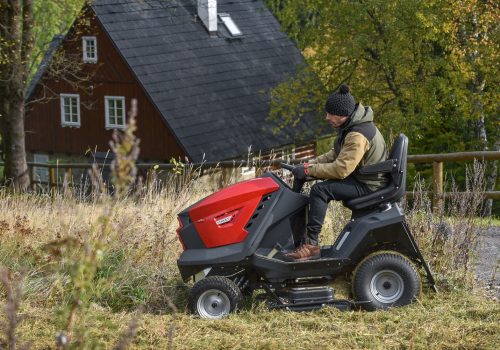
[352,252,421,311]
[188,276,243,319]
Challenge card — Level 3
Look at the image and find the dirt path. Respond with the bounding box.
[476,226,499,299]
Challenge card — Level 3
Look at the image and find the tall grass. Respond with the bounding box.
[0,160,491,304]
[0,163,496,348]
[0,123,496,347]
[405,161,487,290]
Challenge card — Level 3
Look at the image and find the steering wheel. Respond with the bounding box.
[279,162,316,192]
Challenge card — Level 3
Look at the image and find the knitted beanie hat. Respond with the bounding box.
[325,84,356,117]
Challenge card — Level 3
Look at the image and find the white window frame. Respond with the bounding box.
[82,36,97,63]
[60,93,81,127]
[104,96,126,130]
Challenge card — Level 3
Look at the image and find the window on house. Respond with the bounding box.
[82,36,97,63]
[105,96,126,129]
[33,153,49,185]
[60,94,80,127]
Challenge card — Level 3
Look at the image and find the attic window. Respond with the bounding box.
[218,13,242,37]
[82,36,97,63]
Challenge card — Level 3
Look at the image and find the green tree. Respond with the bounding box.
[31,0,85,77]
[445,0,500,214]
[265,0,499,211]
[268,1,455,135]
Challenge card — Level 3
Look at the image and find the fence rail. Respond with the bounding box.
[1,151,499,205]
[407,151,500,163]
[406,151,500,210]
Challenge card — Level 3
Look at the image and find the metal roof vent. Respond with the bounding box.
[218,13,242,37]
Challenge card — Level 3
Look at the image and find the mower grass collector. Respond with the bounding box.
[176,134,436,318]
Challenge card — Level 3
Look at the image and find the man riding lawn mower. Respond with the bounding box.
[176,85,436,318]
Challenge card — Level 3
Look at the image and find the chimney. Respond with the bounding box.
[198,0,217,36]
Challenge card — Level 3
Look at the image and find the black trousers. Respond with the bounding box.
[306,177,371,245]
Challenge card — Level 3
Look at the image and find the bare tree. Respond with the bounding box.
[1,0,93,190]
[0,0,34,190]
[25,39,96,108]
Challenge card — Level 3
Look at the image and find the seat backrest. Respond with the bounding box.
[388,134,408,193]
[343,134,408,211]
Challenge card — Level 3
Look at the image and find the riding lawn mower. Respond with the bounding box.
[176,134,436,318]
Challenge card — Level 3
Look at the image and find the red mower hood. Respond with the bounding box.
[187,177,280,248]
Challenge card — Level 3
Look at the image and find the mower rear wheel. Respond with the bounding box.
[188,276,243,319]
[352,252,421,311]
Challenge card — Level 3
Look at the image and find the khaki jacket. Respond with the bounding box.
[307,103,388,191]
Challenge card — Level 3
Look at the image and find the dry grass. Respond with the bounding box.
[9,291,500,349]
[0,161,498,348]
[0,182,205,309]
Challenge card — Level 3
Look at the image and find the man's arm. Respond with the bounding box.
[307,132,369,179]
[308,148,337,164]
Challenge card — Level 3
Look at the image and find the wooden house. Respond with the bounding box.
[25,0,325,169]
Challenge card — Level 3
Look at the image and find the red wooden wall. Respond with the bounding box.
[25,9,187,162]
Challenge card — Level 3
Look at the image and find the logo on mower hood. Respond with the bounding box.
[215,215,233,225]
[214,209,240,226]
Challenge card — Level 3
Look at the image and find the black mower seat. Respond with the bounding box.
[343,134,408,211]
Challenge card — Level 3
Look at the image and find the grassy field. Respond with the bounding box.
[0,171,498,349]
[12,291,500,349]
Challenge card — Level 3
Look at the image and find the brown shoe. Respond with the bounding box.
[285,244,320,261]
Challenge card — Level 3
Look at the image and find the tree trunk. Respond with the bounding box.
[472,74,487,149]
[471,77,494,216]
[483,141,499,216]
[463,11,496,216]
[0,0,33,190]
[0,97,30,190]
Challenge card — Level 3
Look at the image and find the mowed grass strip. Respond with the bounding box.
[10,291,500,349]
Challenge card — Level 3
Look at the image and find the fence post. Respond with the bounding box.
[28,164,34,190]
[432,161,443,213]
[64,167,73,189]
[49,166,56,190]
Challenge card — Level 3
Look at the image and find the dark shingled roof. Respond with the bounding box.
[91,0,322,162]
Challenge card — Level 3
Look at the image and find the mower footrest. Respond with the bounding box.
[278,286,334,304]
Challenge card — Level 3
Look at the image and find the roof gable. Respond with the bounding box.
[91,0,322,162]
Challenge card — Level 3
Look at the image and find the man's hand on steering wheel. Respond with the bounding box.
[291,163,308,181]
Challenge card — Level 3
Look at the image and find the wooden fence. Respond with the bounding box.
[1,151,499,207]
[406,151,500,211]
